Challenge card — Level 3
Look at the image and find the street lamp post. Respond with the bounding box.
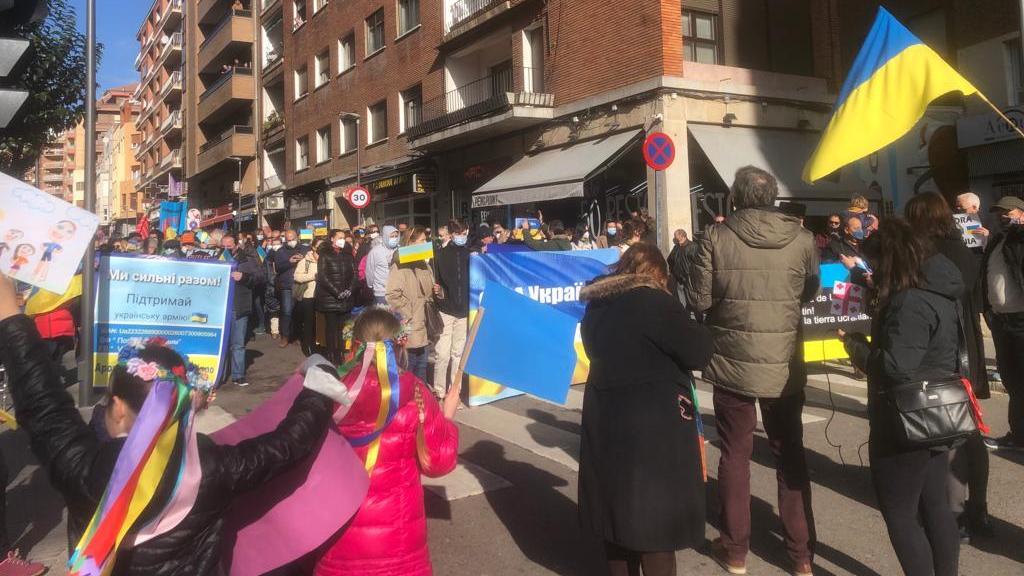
[233,157,243,232]
[80,0,96,407]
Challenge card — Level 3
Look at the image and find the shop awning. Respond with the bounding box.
[472,130,642,208]
[688,124,865,201]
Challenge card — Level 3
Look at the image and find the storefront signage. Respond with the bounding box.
[957,106,1024,148]
[413,173,436,195]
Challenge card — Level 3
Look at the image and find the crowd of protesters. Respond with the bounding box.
[4,163,1024,575]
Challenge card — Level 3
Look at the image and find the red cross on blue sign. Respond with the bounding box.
[643,132,676,171]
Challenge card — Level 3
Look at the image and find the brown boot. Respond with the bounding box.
[710,539,746,575]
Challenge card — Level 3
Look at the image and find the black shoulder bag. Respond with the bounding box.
[883,304,986,449]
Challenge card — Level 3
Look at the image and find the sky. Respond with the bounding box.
[69,0,152,93]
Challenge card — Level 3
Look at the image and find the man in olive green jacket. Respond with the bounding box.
[686,166,820,576]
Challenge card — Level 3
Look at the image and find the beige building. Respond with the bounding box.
[107,99,144,234]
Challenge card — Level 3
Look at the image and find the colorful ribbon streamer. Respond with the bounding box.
[344,341,402,474]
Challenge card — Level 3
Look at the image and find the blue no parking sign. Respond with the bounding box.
[643,132,676,171]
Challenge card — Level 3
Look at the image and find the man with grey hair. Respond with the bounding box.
[956,191,990,241]
[686,165,820,576]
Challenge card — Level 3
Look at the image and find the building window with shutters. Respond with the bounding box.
[682,9,719,65]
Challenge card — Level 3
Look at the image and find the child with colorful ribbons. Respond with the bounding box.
[315,308,460,576]
[0,272,349,576]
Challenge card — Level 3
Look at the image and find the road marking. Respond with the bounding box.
[423,460,513,501]
[456,404,581,472]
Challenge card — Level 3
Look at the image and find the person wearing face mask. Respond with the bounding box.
[221,234,266,387]
[981,196,1024,451]
[273,230,309,349]
[824,215,870,287]
[572,222,595,250]
[597,220,620,249]
[315,229,357,365]
[432,220,470,399]
[386,227,436,381]
[365,225,400,306]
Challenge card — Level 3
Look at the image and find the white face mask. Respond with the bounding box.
[335,238,346,248]
[369,232,379,239]
[287,240,298,248]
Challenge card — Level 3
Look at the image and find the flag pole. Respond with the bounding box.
[977,93,1024,141]
[449,308,485,409]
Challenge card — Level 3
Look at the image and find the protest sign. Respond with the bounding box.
[305,219,329,237]
[212,374,369,576]
[802,262,871,362]
[299,228,314,241]
[0,172,99,294]
[467,249,619,406]
[514,217,542,230]
[954,213,986,249]
[94,256,235,387]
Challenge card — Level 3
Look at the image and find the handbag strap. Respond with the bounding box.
[953,303,969,376]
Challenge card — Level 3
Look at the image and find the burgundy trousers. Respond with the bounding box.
[713,387,816,565]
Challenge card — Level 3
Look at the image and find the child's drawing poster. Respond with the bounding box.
[0,171,99,293]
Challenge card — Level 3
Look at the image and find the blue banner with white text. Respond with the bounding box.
[94,256,235,387]
[467,249,620,406]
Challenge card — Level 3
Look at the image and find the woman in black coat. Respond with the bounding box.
[0,274,336,575]
[315,229,357,365]
[905,192,992,541]
[841,218,963,576]
[578,243,713,576]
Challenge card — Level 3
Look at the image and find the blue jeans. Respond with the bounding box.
[253,284,267,333]
[407,346,428,382]
[278,288,294,340]
[230,313,249,382]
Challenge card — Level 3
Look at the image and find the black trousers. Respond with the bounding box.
[948,432,989,517]
[0,448,8,555]
[322,311,347,366]
[299,299,317,355]
[871,446,959,576]
[989,312,1024,438]
[604,542,676,576]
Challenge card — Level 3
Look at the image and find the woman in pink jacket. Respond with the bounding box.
[316,308,460,576]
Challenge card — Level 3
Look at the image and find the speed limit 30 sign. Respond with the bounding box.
[346,186,371,209]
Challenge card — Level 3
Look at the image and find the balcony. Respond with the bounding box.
[262,112,284,144]
[158,71,183,102]
[406,66,553,148]
[198,10,254,74]
[160,110,182,135]
[197,125,255,174]
[43,148,62,158]
[43,161,63,170]
[444,0,510,38]
[197,0,237,25]
[43,172,63,183]
[198,67,254,123]
[158,0,183,32]
[155,32,183,70]
[145,149,183,183]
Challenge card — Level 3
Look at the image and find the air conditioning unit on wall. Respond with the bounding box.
[262,195,284,211]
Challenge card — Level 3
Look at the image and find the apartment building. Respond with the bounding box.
[22,142,65,198]
[184,0,259,227]
[260,0,861,241]
[135,0,185,205]
[106,99,145,235]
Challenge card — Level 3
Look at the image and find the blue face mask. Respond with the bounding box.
[452,235,468,247]
[851,229,866,241]
[607,227,618,236]
[386,236,400,249]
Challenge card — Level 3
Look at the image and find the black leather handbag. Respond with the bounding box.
[883,306,981,449]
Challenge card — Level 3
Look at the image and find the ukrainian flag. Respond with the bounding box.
[803,7,978,182]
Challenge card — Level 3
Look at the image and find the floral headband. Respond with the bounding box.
[341,306,410,347]
[116,337,212,392]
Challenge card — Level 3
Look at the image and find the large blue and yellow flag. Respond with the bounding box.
[803,7,978,182]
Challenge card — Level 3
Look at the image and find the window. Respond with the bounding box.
[293,0,307,30]
[398,0,419,35]
[294,66,308,99]
[682,10,719,65]
[338,33,355,73]
[1006,38,1024,106]
[365,9,385,55]
[368,100,387,143]
[340,117,358,154]
[314,0,328,13]
[315,49,330,87]
[296,136,309,170]
[316,126,331,163]
[400,85,422,132]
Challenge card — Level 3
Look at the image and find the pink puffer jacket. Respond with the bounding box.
[315,366,459,576]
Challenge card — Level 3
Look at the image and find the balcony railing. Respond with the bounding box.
[158,32,183,62]
[445,0,505,34]
[158,71,183,99]
[200,125,253,154]
[201,9,253,50]
[158,0,183,31]
[159,149,182,169]
[407,66,552,139]
[200,66,253,101]
[161,110,182,133]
